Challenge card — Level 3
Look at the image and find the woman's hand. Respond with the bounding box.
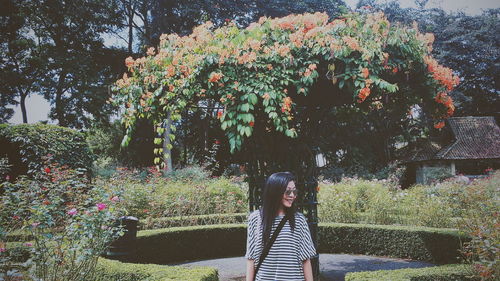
[246,259,255,281]
[303,259,313,281]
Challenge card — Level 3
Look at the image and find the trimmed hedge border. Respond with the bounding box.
[318,223,469,264]
[345,263,478,281]
[96,258,218,281]
[123,223,468,264]
[132,224,247,264]
[138,213,247,230]
[5,222,474,280]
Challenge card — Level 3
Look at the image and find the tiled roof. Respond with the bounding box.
[403,116,500,162]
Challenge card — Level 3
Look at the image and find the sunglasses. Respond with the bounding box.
[284,189,298,197]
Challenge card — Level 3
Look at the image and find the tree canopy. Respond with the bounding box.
[113,11,459,167]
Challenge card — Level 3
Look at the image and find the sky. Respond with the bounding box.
[7,0,500,125]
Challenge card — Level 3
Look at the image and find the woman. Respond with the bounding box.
[245,172,316,281]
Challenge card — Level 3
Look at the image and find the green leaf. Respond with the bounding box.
[244,126,252,137]
[248,93,258,105]
[241,103,250,112]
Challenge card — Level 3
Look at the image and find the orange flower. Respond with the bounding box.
[125,57,135,68]
[217,111,223,119]
[308,64,317,71]
[392,67,398,73]
[434,121,445,129]
[146,47,155,56]
[208,72,223,83]
[357,87,371,103]
[249,121,254,127]
[278,21,295,30]
[166,66,175,77]
[282,96,293,112]
[361,68,369,78]
[262,93,270,100]
[169,85,175,92]
[342,36,360,51]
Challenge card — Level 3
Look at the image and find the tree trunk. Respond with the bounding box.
[163,113,173,173]
[127,1,134,54]
[141,0,151,46]
[54,71,68,126]
[20,92,28,123]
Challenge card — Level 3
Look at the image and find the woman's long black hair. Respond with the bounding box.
[260,171,296,246]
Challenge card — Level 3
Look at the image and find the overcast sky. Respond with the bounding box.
[7,0,500,125]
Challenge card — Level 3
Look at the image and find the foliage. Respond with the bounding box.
[318,172,499,280]
[317,177,472,228]
[0,164,126,281]
[138,213,246,230]
[0,124,93,179]
[113,11,458,167]
[131,224,247,264]
[96,257,218,281]
[456,172,500,280]
[0,0,44,123]
[318,222,467,263]
[0,157,11,183]
[150,0,346,40]
[367,3,499,117]
[0,0,127,127]
[97,166,247,219]
[346,263,478,281]
[86,119,156,170]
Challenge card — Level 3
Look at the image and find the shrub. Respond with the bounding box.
[0,164,125,281]
[458,171,500,280]
[95,258,218,281]
[139,213,247,230]
[318,223,468,264]
[0,124,93,179]
[345,263,478,281]
[98,169,248,219]
[163,165,210,181]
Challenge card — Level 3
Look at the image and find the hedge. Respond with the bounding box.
[131,224,247,264]
[138,213,247,230]
[0,124,93,178]
[345,263,478,281]
[96,258,218,281]
[110,222,469,265]
[318,223,469,264]
[5,222,474,280]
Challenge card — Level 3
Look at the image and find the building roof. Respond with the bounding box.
[404,116,500,163]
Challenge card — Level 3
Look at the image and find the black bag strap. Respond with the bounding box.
[253,215,289,281]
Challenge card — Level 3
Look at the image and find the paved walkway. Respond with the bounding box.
[175,254,434,281]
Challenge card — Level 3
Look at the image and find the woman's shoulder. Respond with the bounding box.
[293,212,308,224]
[248,209,261,222]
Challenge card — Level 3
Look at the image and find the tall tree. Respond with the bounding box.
[0,0,45,123]
[373,3,500,117]
[25,0,124,128]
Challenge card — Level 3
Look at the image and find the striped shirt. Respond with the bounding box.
[245,210,317,281]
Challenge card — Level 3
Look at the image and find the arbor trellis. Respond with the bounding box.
[113,10,458,277]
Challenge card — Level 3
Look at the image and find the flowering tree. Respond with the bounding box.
[112,11,459,168]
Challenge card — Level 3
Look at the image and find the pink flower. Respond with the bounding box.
[110,196,120,203]
[5,175,10,181]
[0,248,6,253]
[96,203,107,211]
[12,215,20,220]
[24,242,33,247]
[31,222,40,228]
[67,208,78,216]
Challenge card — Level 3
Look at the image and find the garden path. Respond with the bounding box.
[175,254,435,281]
